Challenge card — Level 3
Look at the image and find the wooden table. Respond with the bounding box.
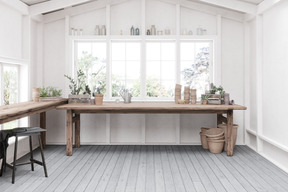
[0,99,68,147]
[57,102,246,156]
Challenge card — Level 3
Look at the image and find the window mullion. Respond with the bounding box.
[141,39,146,99]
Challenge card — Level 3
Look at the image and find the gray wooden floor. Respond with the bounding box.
[1,145,288,192]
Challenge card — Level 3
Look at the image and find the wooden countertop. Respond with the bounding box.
[0,99,68,124]
[56,102,247,114]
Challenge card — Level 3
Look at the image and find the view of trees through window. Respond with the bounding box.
[181,41,212,99]
[0,64,19,129]
[75,40,212,100]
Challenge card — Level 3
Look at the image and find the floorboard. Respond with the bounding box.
[1,145,288,192]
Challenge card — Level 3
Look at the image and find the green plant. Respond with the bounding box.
[209,84,225,95]
[40,87,62,97]
[64,70,87,95]
[201,94,210,101]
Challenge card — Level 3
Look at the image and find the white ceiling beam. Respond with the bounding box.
[181,0,244,22]
[29,0,98,16]
[199,0,257,14]
[43,0,129,23]
[257,0,282,14]
[0,0,29,15]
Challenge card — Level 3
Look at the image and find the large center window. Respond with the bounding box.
[73,39,213,101]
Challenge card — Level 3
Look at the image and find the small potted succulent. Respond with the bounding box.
[201,94,210,105]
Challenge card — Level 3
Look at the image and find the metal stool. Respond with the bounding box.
[0,127,48,184]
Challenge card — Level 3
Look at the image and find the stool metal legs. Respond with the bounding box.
[12,136,18,184]
[29,136,34,171]
[10,134,48,184]
[38,135,48,177]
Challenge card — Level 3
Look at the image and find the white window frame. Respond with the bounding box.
[71,37,216,102]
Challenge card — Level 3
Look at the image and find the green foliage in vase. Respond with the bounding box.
[64,70,87,95]
[40,87,62,97]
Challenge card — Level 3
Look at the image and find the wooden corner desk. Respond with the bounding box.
[56,102,247,156]
[0,99,68,147]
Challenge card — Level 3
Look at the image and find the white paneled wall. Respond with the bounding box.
[246,0,288,173]
[40,0,245,145]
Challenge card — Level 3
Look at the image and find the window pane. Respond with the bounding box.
[3,66,18,105]
[112,61,125,79]
[146,43,160,60]
[146,41,176,98]
[180,41,212,99]
[180,43,195,60]
[111,41,141,97]
[161,42,175,60]
[76,41,106,96]
[126,61,140,79]
[126,43,141,60]
[161,61,175,80]
[111,42,125,60]
[146,61,160,78]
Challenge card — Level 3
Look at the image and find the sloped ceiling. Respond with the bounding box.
[19,0,264,15]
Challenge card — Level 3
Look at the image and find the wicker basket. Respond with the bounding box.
[218,124,238,151]
[207,140,225,154]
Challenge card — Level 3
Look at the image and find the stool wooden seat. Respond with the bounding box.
[0,127,48,184]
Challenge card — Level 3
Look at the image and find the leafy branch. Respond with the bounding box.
[64,70,87,95]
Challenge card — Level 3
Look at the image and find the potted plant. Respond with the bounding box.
[93,87,104,105]
[201,94,210,105]
[64,70,90,104]
[39,86,62,101]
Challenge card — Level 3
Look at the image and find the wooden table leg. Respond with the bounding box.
[40,112,46,148]
[75,114,80,148]
[226,110,234,156]
[66,110,73,156]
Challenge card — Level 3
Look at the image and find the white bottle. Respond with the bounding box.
[101,25,106,35]
[151,25,156,35]
[95,25,100,35]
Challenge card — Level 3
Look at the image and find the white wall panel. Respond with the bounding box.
[180,7,217,35]
[180,114,216,143]
[0,4,22,58]
[43,19,65,88]
[248,18,257,132]
[146,114,177,143]
[221,18,245,144]
[111,0,141,35]
[111,114,142,143]
[262,0,288,147]
[70,8,106,36]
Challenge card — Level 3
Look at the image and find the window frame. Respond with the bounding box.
[71,37,216,102]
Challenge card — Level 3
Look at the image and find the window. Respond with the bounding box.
[0,64,19,129]
[72,39,214,101]
[75,41,107,95]
[111,41,141,97]
[146,41,175,98]
[180,41,213,99]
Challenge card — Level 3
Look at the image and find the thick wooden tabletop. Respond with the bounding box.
[56,102,247,114]
[0,99,68,124]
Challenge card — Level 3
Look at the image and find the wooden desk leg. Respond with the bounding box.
[226,110,234,156]
[40,112,46,148]
[75,114,80,148]
[66,110,73,156]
